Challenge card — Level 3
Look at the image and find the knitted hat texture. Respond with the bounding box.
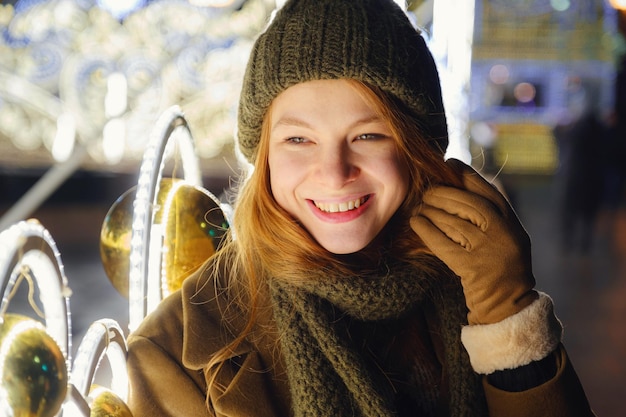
[237,0,448,163]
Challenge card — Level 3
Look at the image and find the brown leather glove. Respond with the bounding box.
[410,159,538,325]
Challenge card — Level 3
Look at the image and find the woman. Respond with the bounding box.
[126,0,594,416]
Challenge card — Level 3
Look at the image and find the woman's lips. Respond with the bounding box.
[308,195,371,223]
[313,196,369,213]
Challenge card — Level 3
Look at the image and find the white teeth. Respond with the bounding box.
[315,197,365,213]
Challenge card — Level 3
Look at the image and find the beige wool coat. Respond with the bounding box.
[126,260,595,417]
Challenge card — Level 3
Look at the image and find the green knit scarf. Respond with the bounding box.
[270,260,487,417]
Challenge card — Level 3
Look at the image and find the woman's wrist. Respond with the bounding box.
[486,351,558,391]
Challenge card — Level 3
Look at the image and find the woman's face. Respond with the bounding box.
[267,79,409,254]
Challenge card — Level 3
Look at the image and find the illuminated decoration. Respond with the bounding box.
[65,318,131,416]
[0,220,133,416]
[0,220,72,362]
[71,320,128,401]
[608,0,626,11]
[158,180,228,294]
[98,0,148,20]
[100,178,228,298]
[190,0,246,8]
[51,112,77,163]
[128,105,200,330]
[88,386,133,417]
[67,319,129,417]
[0,0,275,172]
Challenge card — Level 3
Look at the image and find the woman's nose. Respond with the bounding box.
[316,145,358,188]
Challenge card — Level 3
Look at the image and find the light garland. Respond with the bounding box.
[70,319,128,401]
[0,0,275,172]
[128,105,201,331]
[0,220,72,366]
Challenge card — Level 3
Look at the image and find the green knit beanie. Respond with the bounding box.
[237,0,448,164]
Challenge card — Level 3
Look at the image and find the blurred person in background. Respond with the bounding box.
[553,101,606,254]
[601,111,626,214]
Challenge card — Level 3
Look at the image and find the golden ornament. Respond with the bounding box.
[88,385,133,417]
[100,178,228,297]
[0,313,68,417]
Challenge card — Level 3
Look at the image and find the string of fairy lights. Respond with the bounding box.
[0,0,275,171]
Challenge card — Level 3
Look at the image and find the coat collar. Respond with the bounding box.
[179,263,253,370]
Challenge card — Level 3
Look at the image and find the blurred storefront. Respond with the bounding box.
[468,0,621,175]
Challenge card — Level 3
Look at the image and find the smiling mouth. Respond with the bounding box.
[313,196,369,213]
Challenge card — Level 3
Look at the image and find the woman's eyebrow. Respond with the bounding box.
[272,114,384,131]
[272,116,313,131]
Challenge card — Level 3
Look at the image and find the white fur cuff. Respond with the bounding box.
[460,292,563,375]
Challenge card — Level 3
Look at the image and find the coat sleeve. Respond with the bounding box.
[126,291,213,417]
[460,293,595,416]
[482,345,596,417]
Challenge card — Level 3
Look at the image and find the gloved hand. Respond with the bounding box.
[410,159,538,325]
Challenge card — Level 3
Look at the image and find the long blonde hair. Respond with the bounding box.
[203,79,462,391]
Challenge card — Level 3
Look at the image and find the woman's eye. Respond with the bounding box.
[356,133,384,141]
[286,136,307,144]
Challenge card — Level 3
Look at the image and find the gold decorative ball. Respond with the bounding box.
[100,178,228,297]
[88,385,133,417]
[0,313,68,417]
[99,186,135,298]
